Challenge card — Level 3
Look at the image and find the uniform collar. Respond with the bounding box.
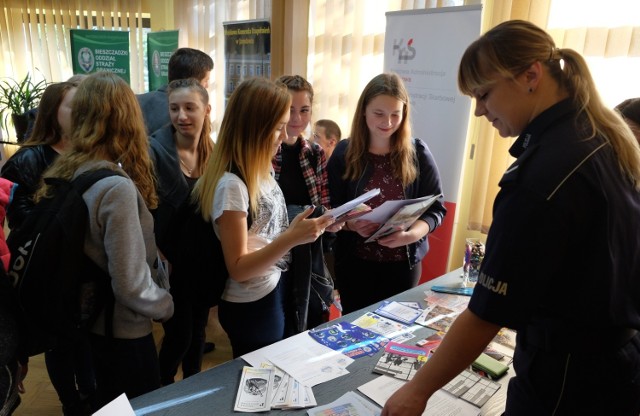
[509,98,576,158]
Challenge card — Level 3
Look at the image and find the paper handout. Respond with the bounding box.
[322,188,380,221]
[365,194,442,243]
[234,366,275,412]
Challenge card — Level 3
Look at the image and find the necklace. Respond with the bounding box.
[179,158,194,176]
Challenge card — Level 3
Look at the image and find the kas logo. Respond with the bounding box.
[393,38,416,64]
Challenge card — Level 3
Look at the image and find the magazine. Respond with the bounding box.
[364,194,442,243]
[414,305,460,332]
[372,342,436,381]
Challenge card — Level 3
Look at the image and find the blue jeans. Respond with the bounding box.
[218,277,286,358]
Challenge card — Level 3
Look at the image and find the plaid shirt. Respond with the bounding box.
[273,136,330,208]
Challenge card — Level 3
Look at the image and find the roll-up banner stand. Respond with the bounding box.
[147,30,179,91]
[384,6,482,282]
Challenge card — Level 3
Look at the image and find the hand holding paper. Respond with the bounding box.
[322,188,380,222]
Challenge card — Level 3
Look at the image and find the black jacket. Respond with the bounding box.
[137,85,170,135]
[1,145,59,230]
[327,138,446,267]
[149,125,191,262]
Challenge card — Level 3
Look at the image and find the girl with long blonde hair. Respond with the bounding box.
[193,77,333,357]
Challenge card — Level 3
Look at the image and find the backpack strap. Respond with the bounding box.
[71,168,122,194]
[71,168,122,339]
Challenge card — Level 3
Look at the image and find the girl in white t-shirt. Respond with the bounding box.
[193,77,335,357]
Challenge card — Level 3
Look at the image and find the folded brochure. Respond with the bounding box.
[364,194,442,243]
[321,188,380,222]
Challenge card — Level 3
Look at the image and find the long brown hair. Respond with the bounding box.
[458,20,640,189]
[22,82,77,147]
[194,77,291,219]
[37,72,158,208]
[167,78,214,176]
[344,73,416,186]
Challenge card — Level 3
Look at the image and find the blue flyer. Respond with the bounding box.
[308,321,387,358]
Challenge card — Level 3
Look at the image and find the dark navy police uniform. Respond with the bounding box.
[469,99,640,415]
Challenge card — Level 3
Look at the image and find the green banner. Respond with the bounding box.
[223,20,271,106]
[70,29,131,83]
[147,30,179,91]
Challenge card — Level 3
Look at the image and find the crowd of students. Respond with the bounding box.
[1,18,640,416]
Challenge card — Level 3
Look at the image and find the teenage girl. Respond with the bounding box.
[193,77,334,357]
[327,73,446,314]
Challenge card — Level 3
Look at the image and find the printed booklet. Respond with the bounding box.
[365,194,442,243]
[372,341,438,381]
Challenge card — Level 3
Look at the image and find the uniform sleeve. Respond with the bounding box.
[468,184,571,329]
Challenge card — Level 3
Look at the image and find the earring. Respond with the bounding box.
[529,87,533,93]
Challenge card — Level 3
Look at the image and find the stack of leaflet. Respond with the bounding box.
[234,364,318,412]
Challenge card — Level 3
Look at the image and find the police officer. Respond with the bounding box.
[382,20,640,416]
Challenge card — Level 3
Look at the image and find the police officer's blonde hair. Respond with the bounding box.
[458,20,640,189]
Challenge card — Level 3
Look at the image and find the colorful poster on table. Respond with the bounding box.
[384,6,482,282]
[223,19,271,107]
[70,29,130,83]
[147,30,179,91]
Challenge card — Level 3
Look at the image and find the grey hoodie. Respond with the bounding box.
[76,161,174,339]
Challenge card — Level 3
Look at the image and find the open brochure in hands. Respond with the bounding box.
[364,194,442,243]
[321,188,380,222]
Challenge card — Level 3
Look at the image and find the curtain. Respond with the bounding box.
[172,0,271,134]
[0,0,146,141]
[0,0,145,88]
[466,0,640,235]
[307,0,470,139]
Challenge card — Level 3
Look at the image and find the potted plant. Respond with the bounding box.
[0,73,47,143]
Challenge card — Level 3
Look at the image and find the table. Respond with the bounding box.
[131,269,510,415]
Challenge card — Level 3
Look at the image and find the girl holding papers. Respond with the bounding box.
[193,78,334,357]
[327,73,446,314]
